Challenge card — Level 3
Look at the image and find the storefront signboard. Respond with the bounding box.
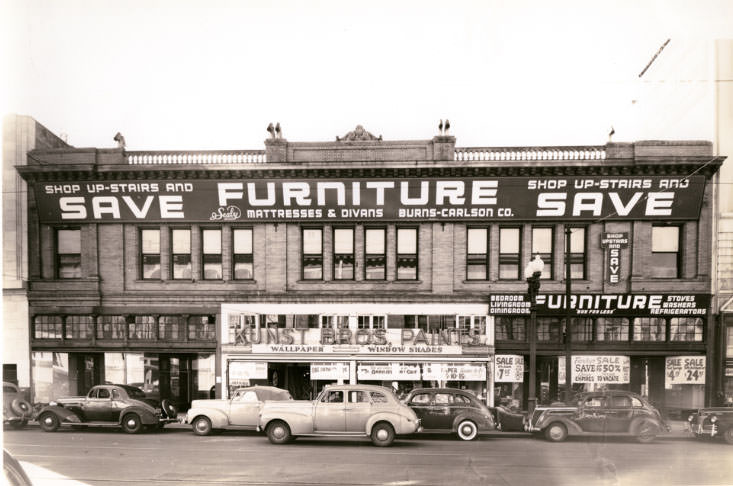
[422,363,486,381]
[356,362,421,381]
[665,356,705,387]
[489,293,709,317]
[228,361,267,384]
[494,355,524,383]
[558,356,630,384]
[33,176,706,223]
[310,362,350,380]
[601,232,629,284]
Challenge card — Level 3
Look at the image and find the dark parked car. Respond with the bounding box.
[489,405,526,432]
[404,388,495,440]
[37,384,178,434]
[527,391,669,443]
[3,382,32,429]
[687,407,733,444]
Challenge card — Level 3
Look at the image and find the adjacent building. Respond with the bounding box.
[16,125,725,415]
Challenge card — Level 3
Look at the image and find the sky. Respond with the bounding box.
[2,0,733,151]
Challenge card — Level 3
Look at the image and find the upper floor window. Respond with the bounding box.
[633,317,666,341]
[202,229,222,280]
[97,315,126,340]
[34,315,63,339]
[357,315,386,329]
[651,226,680,278]
[596,317,629,341]
[188,315,216,340]
[570,317,593,341]
[670,317,704,342]
[466,227,489,280]
[499,227,520,279]
[536,317,563,342]
[233,228,253,280]
[532,227,553,280]
[495,317,526,341]
[159,315,184,341]
[566,227,586,279]
[65,315,93,339]
[56,229,81,279]
[396,227,418,280]
[365,228,386,280]
[171,229,192,279]
[129,315,156,340]
[140,229,161,280]
[302,228,323,280]
[333,228,354,280]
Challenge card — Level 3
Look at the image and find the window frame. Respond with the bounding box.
[364,227,386,280]
[651,225,681,278]
[140,227,161,280]
[302,227,323,280]
[532,226,554,280]
[171,227,192,280]
[396,227,418,281]
[332,227,355,280]
[498,227,522,280]
[566,226,587,280]
[232,227,254,280]
[466,226,489,280]
[55,228,82,279]
[201,228,223,280]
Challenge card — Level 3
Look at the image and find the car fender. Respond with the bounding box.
[538,416,583,435]
[187,407,229,429]
[38,405,82,423]
[630,416,663,435]
[118,405,157,425]
[451,412,492,431]
[260,410,314,435]
[366,412,400,435]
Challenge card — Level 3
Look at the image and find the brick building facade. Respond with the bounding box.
[16,126,725,414]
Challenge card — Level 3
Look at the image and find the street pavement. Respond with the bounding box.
[3,421,732,486]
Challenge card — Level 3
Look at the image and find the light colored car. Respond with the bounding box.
[258,384,422,447]
[3,382,32,430]
[186,385,293,436]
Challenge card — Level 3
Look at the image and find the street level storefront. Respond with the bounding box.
[491,293,710,415]
[220,303,494,403]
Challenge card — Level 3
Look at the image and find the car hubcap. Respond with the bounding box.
[550,427,562,439]
[127,419,137,428]
[376,429,388,441]
[196,421,206,431]
[44,417,53,425]
[462,425,474,436]
[273,426,285,438]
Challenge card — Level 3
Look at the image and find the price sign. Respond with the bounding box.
[310,362,350,380]
[665,356,705,387]
[494,355,524,383]
[357,362,421,381]
[422,363,486,381]
[558,356,630,384]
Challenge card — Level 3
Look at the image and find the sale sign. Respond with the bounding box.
[558,356,630,384]
[665,356,705,387]
[494,355,524,383]
[310,362,350,380]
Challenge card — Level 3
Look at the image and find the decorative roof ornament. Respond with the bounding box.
[336,125,382,142]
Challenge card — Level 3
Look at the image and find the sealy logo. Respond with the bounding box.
[210,205,242,221]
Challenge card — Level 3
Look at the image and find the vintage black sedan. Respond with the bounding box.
[687,407,733,444]
[37,384,178,434]
[3,382,33,430]
[404,388,495,440]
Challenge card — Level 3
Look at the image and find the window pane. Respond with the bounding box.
[397,228,417,253]
[334,228,353,254]
[234,229,253,253]
[670,317,704,342]
[97,316,126,339]
[203,230,221,254]
[570,227,585,252]
[365,228,385,254]
[466,263,487,280]
[172,229,191,253]
[633,317,666,341]
[303,229,322,254]
[467,228,487,254]
[532,228,552,253]
[500,228,519,254]
[649,253,677,278]
[58,255,81,278]
[495,317,526,341]
[596,318,629,341]
[652,226,679,252]
[141,229,160,253]
[57,230,81,253]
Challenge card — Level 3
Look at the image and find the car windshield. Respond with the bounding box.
[119,386,146,399]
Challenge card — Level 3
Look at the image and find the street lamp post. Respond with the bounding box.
[565,227,573,404]
[524,255,544,415]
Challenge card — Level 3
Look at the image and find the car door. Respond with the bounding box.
[314,389,346,432]
[228,390,261,427]
[345,390,372,432]
[431,393,454,430]
[84,387,114,421]
[408,392,434,428]
[575,395,607,432]
[605,394,634,433]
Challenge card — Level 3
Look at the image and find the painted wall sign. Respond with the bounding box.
[33,176,706,223]
[422,362,487,381]
[601,232,629,284]
[310,362,350,380]
[494,355,524,383]
[665,356,705,387]
[357,362,421,381]
[558,356,630,384]
[489,294,710,317]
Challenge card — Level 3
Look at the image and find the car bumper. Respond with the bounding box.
[686,422,717,437]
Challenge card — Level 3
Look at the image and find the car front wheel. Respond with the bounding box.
[192,416,213,436]
[635,420,657,444]
[121,413,143,434]
[266,420,292,444]
[370,422,395,447]
[723,427,733,445]
[39,412,60,432]
[544,422,568,442]
[456,420,478,441]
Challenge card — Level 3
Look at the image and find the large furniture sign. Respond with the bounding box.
[665,356,705,387]
[422,363,486,381]
[489,294,709,317]
[559,356,630,384]
[494,355,524,383]
[34,176,706,223]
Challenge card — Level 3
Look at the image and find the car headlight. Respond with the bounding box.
[687,415,694,422]
[710,415,718,423]
[49,401,57,407]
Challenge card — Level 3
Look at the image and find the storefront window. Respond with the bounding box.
[159,315,184,340]
[633,317,666,341]
[495,317,526,341]
[321,315,349,329]
[233,228,254,280]
[105,353,126,384]
[596,317,629,341]
[31,352,69,403]
[293,314,319,328]
[194,354,215,400]
[428,315,455,330]
[466,227,489,280]
[129,316,156,340]
[357,315,385,329]
[188,315,216,340]
[95,315,124,339]
[65,315,93,339]
[670,318,704,342]
[261,314,286,328]
[537,317,563,342]
[34,315,63,339]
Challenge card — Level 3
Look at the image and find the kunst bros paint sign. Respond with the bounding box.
[34,176,705,223]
